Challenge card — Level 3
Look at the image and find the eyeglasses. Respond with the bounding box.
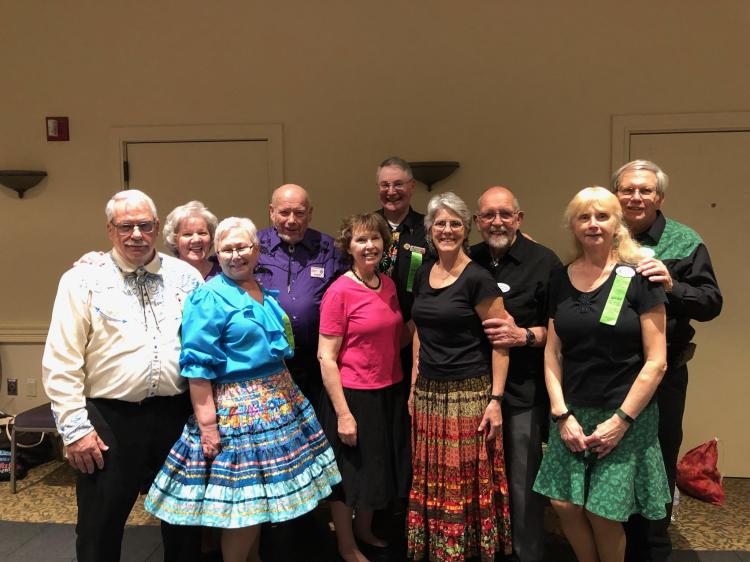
[476,210,518,223]
[218,244,255,258]
[433,220,464,231]
[378,180,412,191]
[617,187,657,198]
[111,221,156,235]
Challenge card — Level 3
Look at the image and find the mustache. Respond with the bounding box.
[489,226,509,235]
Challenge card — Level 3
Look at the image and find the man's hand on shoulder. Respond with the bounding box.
[483,314,525,347]
[636,257,673,293]
[65,430,109,474]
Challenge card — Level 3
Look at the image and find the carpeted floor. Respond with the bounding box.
[2,461,749,552]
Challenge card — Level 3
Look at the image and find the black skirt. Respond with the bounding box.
[319,379,411,510]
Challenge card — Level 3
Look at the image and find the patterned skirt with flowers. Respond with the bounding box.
[407,375,511,562]
[145,370,341,528]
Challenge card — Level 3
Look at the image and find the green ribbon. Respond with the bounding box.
[282,313,295,350]
[406,251,423,293]
[599,272,632,326]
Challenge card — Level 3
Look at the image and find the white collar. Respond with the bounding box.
[111,247,162,275]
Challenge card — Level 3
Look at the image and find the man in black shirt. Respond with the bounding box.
[471,186,561,562]
[611,160,722,562]
[375,156,430,323]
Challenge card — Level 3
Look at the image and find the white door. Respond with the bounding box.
[629,130,750,476]
[124,140,273,253]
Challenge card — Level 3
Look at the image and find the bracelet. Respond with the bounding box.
[489,394,503,404]
[551,410,574,423]
[615,408,635,424]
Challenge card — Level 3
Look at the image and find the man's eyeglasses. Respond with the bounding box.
[476,210,518,223]
[379,180,412,191]
[218,244,255,258]
[617,187,657,198]
[111,221,156,235]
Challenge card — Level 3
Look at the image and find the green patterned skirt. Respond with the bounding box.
[533,402,671,522]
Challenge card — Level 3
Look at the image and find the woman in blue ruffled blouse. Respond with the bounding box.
[145,217,341,562]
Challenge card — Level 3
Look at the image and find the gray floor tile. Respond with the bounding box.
[10,523,76,558]
[0,521,46,554]
[119,525,162,562]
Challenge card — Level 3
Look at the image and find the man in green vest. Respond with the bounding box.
[611,160,722,562]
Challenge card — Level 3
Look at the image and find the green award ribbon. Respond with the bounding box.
[599,266,634,326]
[282,313,296,350]
[406,251,423,293]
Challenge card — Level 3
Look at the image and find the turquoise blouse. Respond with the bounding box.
[179,274,294,383]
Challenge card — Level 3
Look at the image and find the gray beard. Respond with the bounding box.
[488,233,511,254]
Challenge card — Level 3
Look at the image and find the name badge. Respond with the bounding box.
[405,244,426,254]
[310,266,325,279]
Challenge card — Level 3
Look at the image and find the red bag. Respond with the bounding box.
[675,438,724,505]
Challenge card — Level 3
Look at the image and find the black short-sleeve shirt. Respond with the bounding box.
[412,261,502,380]
[549,264,667,408]
[471,235,562,408]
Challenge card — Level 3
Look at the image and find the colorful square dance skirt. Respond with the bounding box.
[145,370,341,528]
[407,375,511,562]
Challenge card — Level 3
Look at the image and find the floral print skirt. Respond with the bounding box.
[533,401,671,522]
[407,375,511,562]
[145,370,340,528]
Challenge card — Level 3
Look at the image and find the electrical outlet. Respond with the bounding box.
[26,380,38,397]
[7,378,18,395]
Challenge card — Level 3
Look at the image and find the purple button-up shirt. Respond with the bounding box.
[255,227,346,351]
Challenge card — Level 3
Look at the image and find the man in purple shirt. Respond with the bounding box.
[254,184,345,562]
[255,183,346,412]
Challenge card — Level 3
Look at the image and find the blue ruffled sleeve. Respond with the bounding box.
[179,285,228,379]
[255,289,294,361]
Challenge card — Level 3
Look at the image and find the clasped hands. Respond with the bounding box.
[558,414,630,459]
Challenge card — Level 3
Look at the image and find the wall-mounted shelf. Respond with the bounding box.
[409,161,460,191]
[0,170,48,198]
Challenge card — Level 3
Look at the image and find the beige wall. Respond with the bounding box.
[1,2,747,471]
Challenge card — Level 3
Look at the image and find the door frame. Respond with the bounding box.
[611,111,750,172]
[109,123,284,189]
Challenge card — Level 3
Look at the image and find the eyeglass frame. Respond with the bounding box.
[475,210,520,223]
[616,187,659,198]
[217,244,256,258]
[110,221,157,235]
[432,219,465,231]
[378,179,414,191]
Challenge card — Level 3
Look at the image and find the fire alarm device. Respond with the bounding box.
[46,116,70,141]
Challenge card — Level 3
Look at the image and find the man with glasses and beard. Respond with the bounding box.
[471,186,561,562]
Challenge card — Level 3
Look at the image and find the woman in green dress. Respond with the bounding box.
[533,187,671,562]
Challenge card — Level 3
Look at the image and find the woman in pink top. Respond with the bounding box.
[318,212,409,562]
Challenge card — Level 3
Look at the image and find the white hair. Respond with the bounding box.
[105,189,158,222]
[214,217,259,252]
[163,201,218,255]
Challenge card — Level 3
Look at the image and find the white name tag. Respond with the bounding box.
[310,266,325,279]
[615,266,636,278]
[498,283,511,293]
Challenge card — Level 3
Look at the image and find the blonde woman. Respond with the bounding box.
[533,187,671,562]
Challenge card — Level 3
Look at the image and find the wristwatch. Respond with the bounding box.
[525,328,536,347]
[489,394,503,404]
[551,410,574,423]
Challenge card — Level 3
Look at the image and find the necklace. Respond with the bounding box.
[350,267,381,290]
